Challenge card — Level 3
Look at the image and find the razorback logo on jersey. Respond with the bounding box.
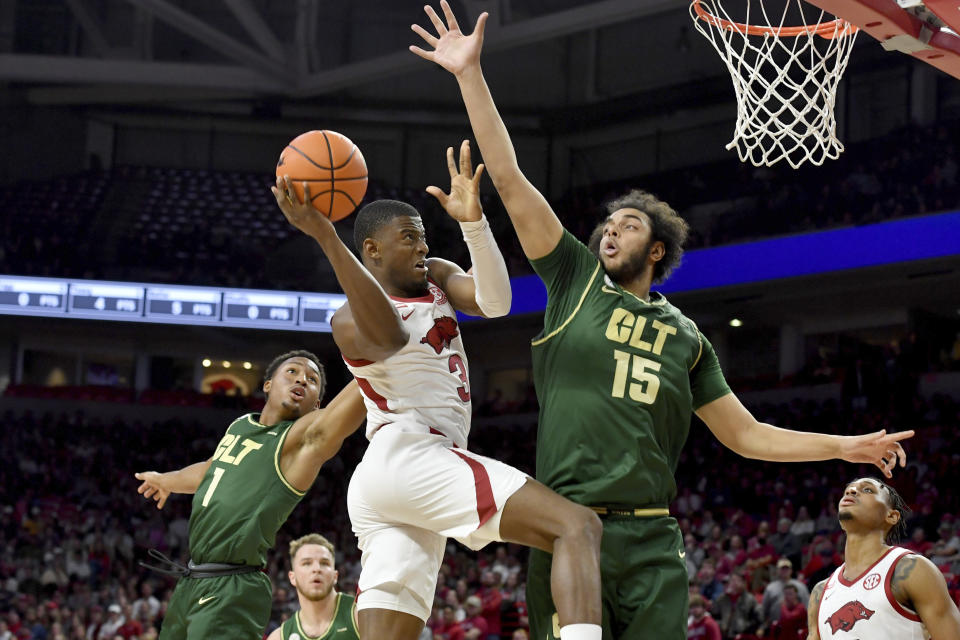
[428,282,448,305]
[826,600,875,633]
[420,316,459,354]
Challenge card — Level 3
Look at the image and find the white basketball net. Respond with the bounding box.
[690,0,858,168]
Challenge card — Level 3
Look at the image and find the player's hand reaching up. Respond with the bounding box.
[410,1,487,77]
[135,471,172,510]
[427,140,485,223]
[838,429,914,478]
[272,175,337,243]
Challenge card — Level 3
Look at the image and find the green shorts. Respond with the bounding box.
[528,515,687,640]
[159,571,272,640]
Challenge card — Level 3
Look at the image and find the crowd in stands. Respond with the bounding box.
[1,368,958,639]
[1,119,958,294]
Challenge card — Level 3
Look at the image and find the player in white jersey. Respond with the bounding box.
[274,142,603,640]
[808,478,960,639]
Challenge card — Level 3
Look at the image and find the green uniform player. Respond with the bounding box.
[525,230,729,639]
[268,533,359,640]
[410,3,916,638]
[135,351,368,640]
[277,602,358,640]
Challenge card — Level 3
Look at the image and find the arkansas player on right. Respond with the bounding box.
[274,142,602,640]
[808,478,960,639]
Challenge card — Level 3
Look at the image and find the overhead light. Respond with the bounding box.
[222,361,231,368]
[242,362,252,370]
[729,318,743,327]
[201,359,211,367]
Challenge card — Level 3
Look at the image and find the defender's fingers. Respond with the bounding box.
[424,5,447,35]
[440,0,460,31]
[885,429,914,442]
[302,181,311,204]
[411,24,438,47]
[473,163,485,185]
[473,11,489,38]
[875,459,893,479]
[409,45,435,61]
[425,186,449,207]
[446,146,457,178]
[460,140,472,178]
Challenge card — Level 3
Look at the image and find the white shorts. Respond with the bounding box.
[347,423,529,621]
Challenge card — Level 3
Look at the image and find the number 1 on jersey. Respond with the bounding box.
[201,466,226,507]
[611,349,661,404]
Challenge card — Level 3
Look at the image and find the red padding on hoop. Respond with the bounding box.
[805,0,960,79]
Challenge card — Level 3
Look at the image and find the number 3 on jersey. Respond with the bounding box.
[611,349,661,404]
[448,354,470,402]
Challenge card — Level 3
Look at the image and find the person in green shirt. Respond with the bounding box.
[410,4,916,638]
[267,533,359,640]
[134,352,367,640]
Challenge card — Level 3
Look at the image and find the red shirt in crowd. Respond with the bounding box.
[688,613,722,640]
[434,620,465,640]
[460,614,489,638]
[479,587,502,636]
[770,601,807,640]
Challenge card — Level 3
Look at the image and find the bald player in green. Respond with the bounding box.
[410,3,917,639]
[267,533,359,640]
[135,351,367,639]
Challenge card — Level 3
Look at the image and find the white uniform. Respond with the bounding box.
[344,280,528,622]
[817,546,929,639]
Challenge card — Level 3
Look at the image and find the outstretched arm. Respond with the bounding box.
[695,393,913,477]
[134,459,212,510]
[895,554,960,639]
[273,177,407,361]
[426,140,511,317]
[281,380,368,492]
[806,581,825,640]
[411,1,563,260]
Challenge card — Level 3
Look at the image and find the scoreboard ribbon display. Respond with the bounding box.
[0,275,346,333]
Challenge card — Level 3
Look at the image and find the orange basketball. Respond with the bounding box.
[276,130,368,221]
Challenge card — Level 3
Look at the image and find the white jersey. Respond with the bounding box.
[344,280,472,448]
[817,546,929,639]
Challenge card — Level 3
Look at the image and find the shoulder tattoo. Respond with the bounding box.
[809,581,826,609]
[890,554,920,607]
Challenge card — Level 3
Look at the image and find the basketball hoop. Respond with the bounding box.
[690,0,858,168]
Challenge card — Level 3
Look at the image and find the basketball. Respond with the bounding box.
[276,130,368,221]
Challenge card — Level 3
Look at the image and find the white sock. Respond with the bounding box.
[559,623,602,640]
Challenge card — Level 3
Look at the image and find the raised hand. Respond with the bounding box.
[426,140,485,223]
[272,175,337,243]
[135,471,172,510]
[838,429,914,478]
[409,1,488,76]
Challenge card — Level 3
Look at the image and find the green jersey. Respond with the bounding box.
[529,230,731,507]
[278,594,359,640]
[188,413,305,566]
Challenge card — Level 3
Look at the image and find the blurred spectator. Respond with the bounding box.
[97,605,123,640]
[904,527,934,556]
[460,596,488,640]
[761,559,809,631]
[928,521,960,569]
[434,604,465,640]
[765,584,807,640]
[768,519,803,567]
[711,572,762,640]
[687,594,722,640]
[788,506,815,541]
[695,561,724,603]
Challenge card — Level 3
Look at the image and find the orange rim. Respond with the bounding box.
[691,0,857,38]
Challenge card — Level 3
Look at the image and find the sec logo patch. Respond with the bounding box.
[862,573,881,590]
